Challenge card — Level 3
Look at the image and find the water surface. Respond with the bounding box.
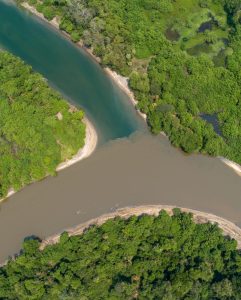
[0,134,240,262]
[0,1,240,263]
[200,113,222,136]
[0,1,144,142]
[198,20,213,33]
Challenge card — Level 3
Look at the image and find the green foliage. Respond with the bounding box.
[0,211,241,299]
[0,51,85,197]
[18,0,241,164]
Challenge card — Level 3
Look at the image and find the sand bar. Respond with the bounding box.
[1,116,97,203]
[40,205,241,250]
[57,117,97,171]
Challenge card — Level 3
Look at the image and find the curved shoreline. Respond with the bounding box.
[40,205,241,250]
[2,116,97,203]
[0,205,240,267]
[0,0,241,268]
[104,68,147,121]
[20,2,146,121]
[19,2,241,177]
[104,68,241,176]
[219,157,241,177]
[56,117,97,171]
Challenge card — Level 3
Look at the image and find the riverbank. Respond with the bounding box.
[21,2,59,29]
[219,157,241,177]
[20,2,146,122]
[2,116,97,203]
[104,68,147,121]
[19,2,241,177]
[40,205,241,250]
[57,117,97,171]
[104,70,241,177]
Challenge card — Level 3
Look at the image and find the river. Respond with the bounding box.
[0,1,240,263]
[0,0,144,142]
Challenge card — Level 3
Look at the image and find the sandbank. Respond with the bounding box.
[40,205,241,250]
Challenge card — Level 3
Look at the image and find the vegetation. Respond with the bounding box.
[0,209,241,299]
[18,0,241,164]
[0,51,85,198]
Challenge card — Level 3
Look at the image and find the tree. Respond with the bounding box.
[0,211,241,299]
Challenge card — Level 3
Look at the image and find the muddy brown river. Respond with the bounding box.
[0,1,240,263]
[0,133,240,262]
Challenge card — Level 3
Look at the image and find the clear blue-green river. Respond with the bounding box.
[0,1,240,263]
[0,0,144,143]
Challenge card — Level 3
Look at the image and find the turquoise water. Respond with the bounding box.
[0,1,144,142]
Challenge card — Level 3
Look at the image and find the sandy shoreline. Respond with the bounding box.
[0,205,239,267]
[2,3,241,264]
[21,3,59,29]
[20,3,145,119]
[104,68,147,121]
[57,117,97,171]
[104,71,241,176]
[2,4,98,204]
[1,116,97,203]
[19,2,241,177]
[40,205,241,250]
[104,70,241,176]
[20,2,100,164]
[219,157,241,177]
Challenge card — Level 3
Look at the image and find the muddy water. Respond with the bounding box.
[0,133,240,262]
[0,0,240,263]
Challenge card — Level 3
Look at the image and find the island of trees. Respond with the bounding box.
[0,209,241,299]
[19,0,241,165]
[0,51,86,198]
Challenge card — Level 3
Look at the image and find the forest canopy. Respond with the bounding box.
[19,0,241,164]
[0,209,241,299]
[0,51,85,197]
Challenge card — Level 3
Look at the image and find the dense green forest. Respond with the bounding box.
[0,51,85,197]
[0,209,241,299]
[19,0,241,164]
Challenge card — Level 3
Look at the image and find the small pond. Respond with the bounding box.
[198,20,213,33]
[200,113,222,136]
